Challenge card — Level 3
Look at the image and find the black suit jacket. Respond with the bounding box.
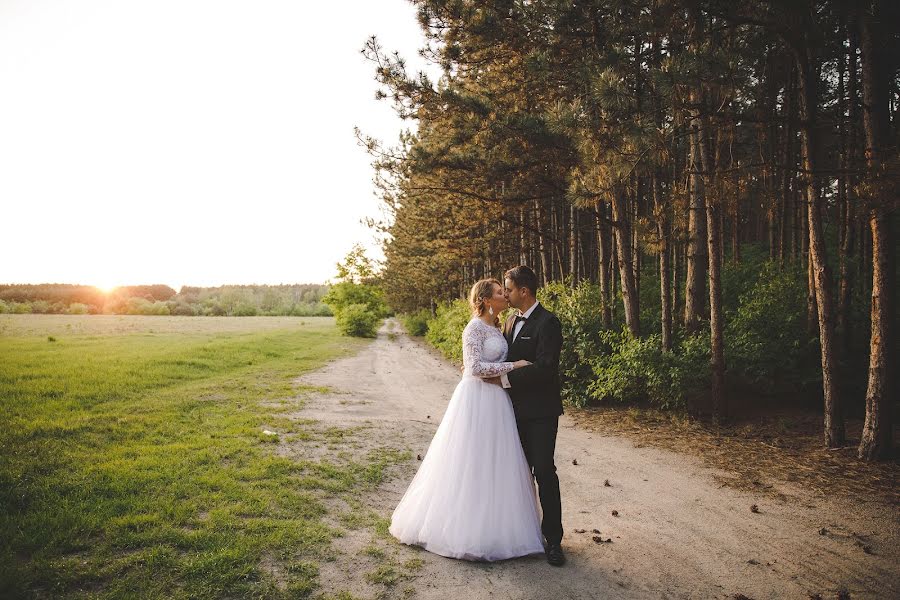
[503,303,564,420]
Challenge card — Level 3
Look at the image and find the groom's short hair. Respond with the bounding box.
[504,265,539,297]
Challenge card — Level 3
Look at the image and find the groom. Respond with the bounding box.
[486,265,565,566]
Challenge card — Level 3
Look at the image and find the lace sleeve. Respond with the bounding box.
[462,320,516,377]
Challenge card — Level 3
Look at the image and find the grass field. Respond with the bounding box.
[0,315,400,599]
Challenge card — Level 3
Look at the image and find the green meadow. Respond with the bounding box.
[0,315,398,599]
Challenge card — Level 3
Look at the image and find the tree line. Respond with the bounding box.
[0,284,332,317]
[362,0,898,460]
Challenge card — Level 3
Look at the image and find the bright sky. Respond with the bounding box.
[0,0,434,290]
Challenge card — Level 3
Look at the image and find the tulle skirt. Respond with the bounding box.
[389,375,545,561]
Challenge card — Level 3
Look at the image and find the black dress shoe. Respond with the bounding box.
[546,543,566,566]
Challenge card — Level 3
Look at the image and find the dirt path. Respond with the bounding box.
[295,320,898,600]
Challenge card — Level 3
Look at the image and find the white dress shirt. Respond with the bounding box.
[500,301,540,389]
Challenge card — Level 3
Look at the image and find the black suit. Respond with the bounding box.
[503,303,564,545]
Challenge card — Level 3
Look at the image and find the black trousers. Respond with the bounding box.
[516,416,563,545]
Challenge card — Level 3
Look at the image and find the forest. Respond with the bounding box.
[0,284,332,317]
[361,0,898,460]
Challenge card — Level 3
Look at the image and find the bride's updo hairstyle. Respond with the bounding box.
[468,278,502,327]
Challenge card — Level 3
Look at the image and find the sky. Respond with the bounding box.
[0,0,435,290]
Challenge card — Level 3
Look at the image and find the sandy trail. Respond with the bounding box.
[295,320,898,600]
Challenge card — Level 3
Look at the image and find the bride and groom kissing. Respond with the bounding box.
[389,265,566,567]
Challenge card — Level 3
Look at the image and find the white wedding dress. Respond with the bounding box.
[389,318,544,561]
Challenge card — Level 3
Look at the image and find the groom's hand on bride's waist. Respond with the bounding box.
[482,376,502,386]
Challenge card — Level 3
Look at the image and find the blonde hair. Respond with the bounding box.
[468,278,501,327]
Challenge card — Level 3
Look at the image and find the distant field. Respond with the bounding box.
[0,314,331,337]
[0,315,394,599]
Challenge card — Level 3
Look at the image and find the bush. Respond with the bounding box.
[202,301,227,316]
[323,282,388,318]
[324,282,387,337]
[290,302,333,317]
[588,329,709,411]
[10,302,31,314]
[336,303,379,337]
[125,298,170,315]
[233,303,258,317]
[169,301,197,316]
[538,280,607,407]
[67,303,89,315]
[400,309,431,336]
[425,300,472,363]
[29,300,51,314]
[725,262,819,392]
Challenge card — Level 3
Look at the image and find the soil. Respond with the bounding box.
[290,319,899,600]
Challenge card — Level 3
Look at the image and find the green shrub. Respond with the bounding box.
[323,282,387,317]
[29,300,50,314]
[725,262,819,392]
[589,329,709,410]
[324,282,387,337]
[290,302,333,317]
[10,302,31,314]
[169,301,196,316]
[233,303,258,317]
[336,303,379,337]
[400,309,431,336]
[201,301,227,316]
[67,303,89,315]
[425,300,472,363]
[124,298,170,315]
[539,280,607,407]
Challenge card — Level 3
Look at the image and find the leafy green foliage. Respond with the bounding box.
[323,283,387,338]
[335,304,380,338]
[726,263,820,392]
[125,297,171,315]
[0,284,332,317]
[322,245,390,337]
[323,282,387,339]
[399,309,430,336]
[538,280,606,407]
[322,282,386,317]
[589,330,710,411]
[424,300,471,363]
[334,243,377,284]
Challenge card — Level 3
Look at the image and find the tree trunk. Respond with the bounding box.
[596,201,613,328]
[611,225,618,300]
[552,200,565,281]
[807,242,818,336]
[795,43,845,448]
[611,188,640,336]
[685,87,708,334]
[632,180,642,301]
[653,174,673,351]
[706,181,726,425]
[779,67,796,268]
[519,205,527,266]
[732,194,741,264]
[536,199,550,287]
[858,1,895,461]
[569,203,578,283]
[701,106,726,424]
[836,20,853,356]
[673,240,682,331]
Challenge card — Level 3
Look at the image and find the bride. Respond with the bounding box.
[389,279,545,561]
